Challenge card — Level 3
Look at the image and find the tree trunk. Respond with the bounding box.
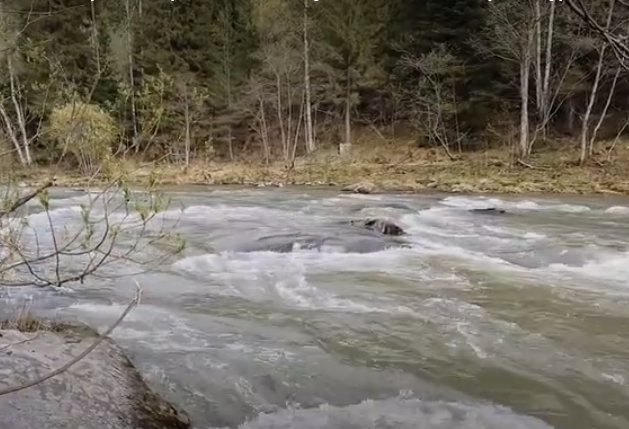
[303,0,315,154]
[531,1,556,138]
[580,0,615,165]
[290,93,305,166]
[284,71,293,163]
[227,127,234,161]
[183,93,190,167]
[534,1,543,112]
[258,98,271,164]
[90,0,101,75]
[0,104,26,165]
[541,0,555,128]
[567,98,575,134]
[223,6,234,161]
[518,33,533,158]
[589,67,620,156]
[342,67,352,155]
[275,73,288,159]
[8,57,32,165]
[125,0,138,145]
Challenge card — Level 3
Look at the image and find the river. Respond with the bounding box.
[2,186,629,429]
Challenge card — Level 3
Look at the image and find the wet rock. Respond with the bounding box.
[353,218,406,236]
[450,182,476,193]
[341,182,376,194]
[469,208,506,215]
[0,320,190,429]
[247,235,326,253]
[256,182,284,188]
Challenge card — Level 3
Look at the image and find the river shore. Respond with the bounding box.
[9,145,629,195]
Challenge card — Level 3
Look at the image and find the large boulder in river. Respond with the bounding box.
[341,181,376,194]
[353,218,406,236]
[0,319,190,429]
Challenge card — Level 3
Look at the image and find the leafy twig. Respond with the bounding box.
[0,180,54,219]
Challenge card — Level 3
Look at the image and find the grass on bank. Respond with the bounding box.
[7,139,629,194]
[0,307,70,333]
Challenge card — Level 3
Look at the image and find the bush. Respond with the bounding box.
[47,101,119,175]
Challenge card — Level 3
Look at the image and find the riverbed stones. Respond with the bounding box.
[0,319,190,429]
[256,182,284,188]
[341,181,376,194]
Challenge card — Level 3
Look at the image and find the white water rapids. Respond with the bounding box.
[2,187,629,429]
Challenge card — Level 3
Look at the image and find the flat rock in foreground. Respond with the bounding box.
[0,322,190,429]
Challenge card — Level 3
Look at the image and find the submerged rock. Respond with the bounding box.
[237,234,327,253]
[469,208,506,215]
[222,233,396,254]
[353,218,406,236]
[0,320,190,429]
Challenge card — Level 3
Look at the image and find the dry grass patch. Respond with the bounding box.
[0,309,70,333]
[9,137,629,194]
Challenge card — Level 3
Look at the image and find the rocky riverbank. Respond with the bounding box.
[10,145,629,195]
[0,318,190,429]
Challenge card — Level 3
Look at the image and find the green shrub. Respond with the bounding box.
[47,102,119,175]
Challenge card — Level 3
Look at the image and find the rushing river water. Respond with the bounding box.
[3,186,629,429]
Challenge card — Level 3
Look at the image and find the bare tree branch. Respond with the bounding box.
[565,0,629,68]
[0,332,39,352]
[0,181,54,219]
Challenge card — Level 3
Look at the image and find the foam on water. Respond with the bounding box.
[605,206,629,214]
[439,196,591,213]
[397,203,629,288]
[174,248,420,277]
[14,190,629,429]
[481,225,547,240]
[1,205,83,230]
[205,395,555,429]
[172,250,423,315]
[48,192,106,207]
[176,205,287,221]
[19,193,629,295]
[547,251,629,282]
[413,238,518,268]
[272,273,415,314]
[159,198,629,302]
[342,194,384,201]
[65,302,215,351]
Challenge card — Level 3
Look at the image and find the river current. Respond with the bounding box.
[2,186,629,429]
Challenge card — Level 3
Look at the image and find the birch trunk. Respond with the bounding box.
[518,31,533,158]
[580,0,615,165]
[303,0,315,153]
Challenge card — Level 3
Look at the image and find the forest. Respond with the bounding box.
[0,0,627,177]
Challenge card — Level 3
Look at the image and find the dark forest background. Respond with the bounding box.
[0,0,625,173]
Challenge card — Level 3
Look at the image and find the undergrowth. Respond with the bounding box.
[7,138,629,194]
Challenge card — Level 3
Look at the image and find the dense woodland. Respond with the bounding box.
[0,0,626,173]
